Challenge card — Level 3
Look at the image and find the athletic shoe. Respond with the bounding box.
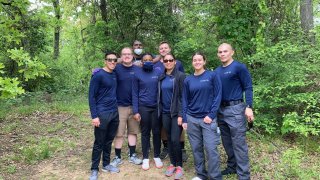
[159,147,168,159]
[142,159,150,170]
[165,165,175,177]
[102,165,120,173]
[221,168,236,175]
[89,170,98,180]
[182,149,188,162]
[191,177,202,180]
[129,153,142,165]
[174,166,184,179]
[110,156,123,167]
[153,157,163,168]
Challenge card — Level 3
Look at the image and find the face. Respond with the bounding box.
[159,43,171,57]
[104,54,117,71]
[163,54,176,71]
[142,54,153,63]
[192,54,206,71]
[133,41,143,49]
[121,48,133,64]
[217,44,234,64]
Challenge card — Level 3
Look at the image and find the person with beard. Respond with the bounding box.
[132,53,163,170]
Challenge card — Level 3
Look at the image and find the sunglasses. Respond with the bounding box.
[143,59,153,62]
[105,58,118,63]
[163,59,174,63]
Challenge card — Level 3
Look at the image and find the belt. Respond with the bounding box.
[221,100,243,107]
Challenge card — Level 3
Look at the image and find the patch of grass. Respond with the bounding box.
[47,122,64,133]
[1,122,18,133]
[5,165,16,174]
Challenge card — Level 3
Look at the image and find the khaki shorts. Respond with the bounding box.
[116,106,140,137]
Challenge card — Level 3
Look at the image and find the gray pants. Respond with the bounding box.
[218,103,250,180]
[187,115,222,180]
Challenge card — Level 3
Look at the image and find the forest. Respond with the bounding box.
[0,0,319,179]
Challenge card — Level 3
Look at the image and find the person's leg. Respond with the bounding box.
[160,118,169,159]
[112,106,127,160]
[162,113,175,166]
[127,106,140,157]
[102,112,119,167]
[139,106,152,159]
[227,104,250,180]
[170,116,183,167]
[151,108,161,158]
[201,118,222,180]
[186,115,207,180]
[90,127,106,171]
[218,108,237,173]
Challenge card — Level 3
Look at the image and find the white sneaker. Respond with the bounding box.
[153,157,163,168]
[191,177,202,180]
[142,159,150,170]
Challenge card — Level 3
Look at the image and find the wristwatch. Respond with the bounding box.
[246,104,253,109]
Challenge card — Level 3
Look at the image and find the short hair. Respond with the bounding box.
[219,43,234,51]
[159,41,170,47]
[192,51,206,61]
[163,53,176,60]
[141,52,153,59]
[105,51,118,59]
[132,40,143,46]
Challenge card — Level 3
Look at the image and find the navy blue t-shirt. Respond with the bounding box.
[115,64,139,106]
[182,70,222,122]
[161,75,174,113]
[89,69,117,119]
[132,68,162,114]
[215,60,253,107]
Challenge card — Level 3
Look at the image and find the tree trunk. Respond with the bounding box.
[300,0,315,44]
[53,0,61,60]
[99,0,109,36]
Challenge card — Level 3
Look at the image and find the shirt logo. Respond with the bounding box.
[130,72,135,75]
[200,79,209,82]
[152,76,158,79]
[224,71,232,74]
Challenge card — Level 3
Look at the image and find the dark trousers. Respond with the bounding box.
[218,103,250,180]
[91,111,119,170]
[187,115,222,180]
[162,113,183,167]
[140,106,161,159]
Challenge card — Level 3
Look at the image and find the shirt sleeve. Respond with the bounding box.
[182,78,189,123]
[239,64,253,107]
[88,74,100,119]
[208,72,222,120]
[132,73,139,114]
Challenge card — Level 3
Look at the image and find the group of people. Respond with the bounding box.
[88,41,254,180]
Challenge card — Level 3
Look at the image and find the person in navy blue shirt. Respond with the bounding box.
[182,52,222,180]
[153,41,188,162]
[109,47,143,168]
[158,53,186,179]
[88,52,120,180]
[215,43,254,180]
[132,53,163,170]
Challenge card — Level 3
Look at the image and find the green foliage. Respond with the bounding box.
[0,63,25,99]
[248,39,320,135]
[7,48,49,81]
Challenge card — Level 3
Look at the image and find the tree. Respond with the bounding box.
[300,0,315,43]
[53,0,61,59]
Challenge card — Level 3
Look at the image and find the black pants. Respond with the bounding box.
[162,113,183,167]
[91,111,119,170]
[140,106,161,159]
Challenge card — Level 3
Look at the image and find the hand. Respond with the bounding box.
[92,118,100,127]
[182,123,187,130]
[133,113,141,122]
[203,116,213,124]
[153,55,161,63]
[245,108,254,122]
[177,117,182,126]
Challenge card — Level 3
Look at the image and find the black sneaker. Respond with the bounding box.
[160,147,168,159]
[182,149,188,162]
[221,168,236,176]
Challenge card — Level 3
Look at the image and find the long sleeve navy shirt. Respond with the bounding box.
[182,70,222,123]
[115,64,139,106]
[132,68,162,114]
[88,69,117,119]
[215,60,253,107]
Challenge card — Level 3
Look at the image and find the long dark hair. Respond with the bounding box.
[192,51,206,69]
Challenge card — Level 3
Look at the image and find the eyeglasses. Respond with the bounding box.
[163,59,174,63]
[143,59,153,62]
[105,58,118,63]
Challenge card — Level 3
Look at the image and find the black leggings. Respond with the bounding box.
[139,106,161,159]
[162,113,183,167]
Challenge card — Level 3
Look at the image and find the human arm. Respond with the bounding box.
[207,72,222,120]
[239,64,254,122]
